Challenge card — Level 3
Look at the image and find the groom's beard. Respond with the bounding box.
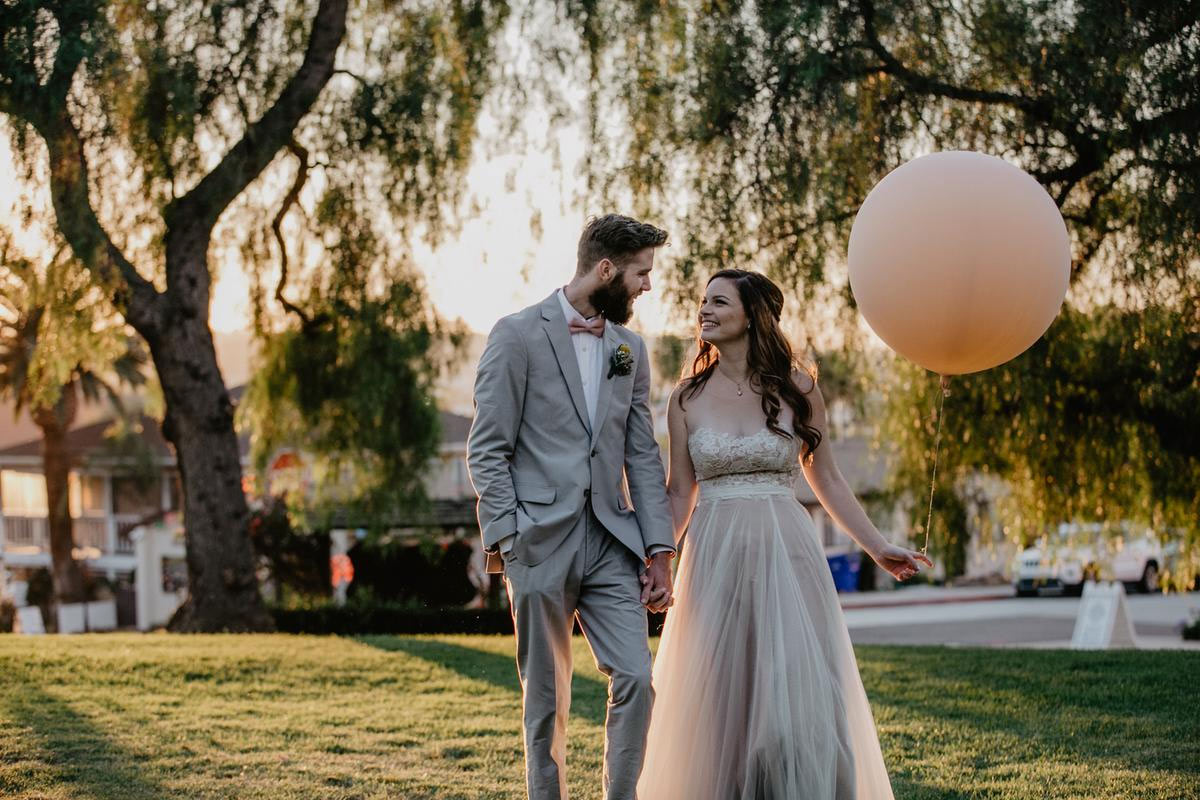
[589,273,636,325]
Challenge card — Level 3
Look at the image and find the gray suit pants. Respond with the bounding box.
[503,504,653,800]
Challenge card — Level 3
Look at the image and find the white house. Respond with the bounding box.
[0,412,183,580]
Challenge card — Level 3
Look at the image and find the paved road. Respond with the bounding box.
[841,589,1200,649]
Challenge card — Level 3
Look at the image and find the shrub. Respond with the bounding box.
[270,600,514,635]
[271,600,668,637]
[0,597,14,632]
[25,567,53,609]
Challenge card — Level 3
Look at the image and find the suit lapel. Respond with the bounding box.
[590,322,620,447]
[540,293,592,436]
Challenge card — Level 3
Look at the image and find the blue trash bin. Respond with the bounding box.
[826,550,861,593]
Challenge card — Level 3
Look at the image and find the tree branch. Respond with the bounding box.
[333,68,370,87]
[40,112,165,334]
[165,0,349,244]
[1124,103,1200,150]
[272,140,313,326]
[856,0,1048,118]
[15,6,166,335]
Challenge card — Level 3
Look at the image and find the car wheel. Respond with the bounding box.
[1016,588,1037,598]
[1140,561,1159,594]
[1064,581,1084,597]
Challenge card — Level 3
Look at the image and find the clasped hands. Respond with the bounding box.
[639,552,675,613]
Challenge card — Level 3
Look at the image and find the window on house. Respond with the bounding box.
[69,474,107,517]
[1,471,48,516]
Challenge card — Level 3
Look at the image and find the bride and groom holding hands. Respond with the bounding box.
[467,214,932,800]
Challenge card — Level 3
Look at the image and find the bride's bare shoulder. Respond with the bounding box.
[667,380,690,414]
[670,376,702,403]
[790,365,818,395]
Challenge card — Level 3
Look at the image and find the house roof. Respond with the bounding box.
[0,412,180,462]
[439,410,472,445]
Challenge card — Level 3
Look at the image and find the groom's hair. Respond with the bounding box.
[576,214,669,276]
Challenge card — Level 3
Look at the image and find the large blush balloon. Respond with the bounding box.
[848,151,1070,375]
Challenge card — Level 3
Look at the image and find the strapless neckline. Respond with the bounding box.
[688,425,777,443]
[686,424,800,500]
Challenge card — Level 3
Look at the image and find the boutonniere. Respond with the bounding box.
[607,343,633,379]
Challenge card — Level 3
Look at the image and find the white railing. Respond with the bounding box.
[4,515,47,550]
[113,514,143,554]
[0,514,149,556]
[75,517,108,550]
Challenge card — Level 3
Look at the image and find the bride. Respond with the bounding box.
[638,269,932,800]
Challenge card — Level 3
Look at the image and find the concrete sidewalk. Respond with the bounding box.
[838,584,1014,609]
[840,588,1200,650]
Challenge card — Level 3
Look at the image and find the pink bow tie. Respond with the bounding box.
[568,317,605,337]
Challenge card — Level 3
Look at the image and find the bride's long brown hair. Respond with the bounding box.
[681,269,823,461]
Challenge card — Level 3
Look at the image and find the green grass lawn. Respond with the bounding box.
[0,635,1196,799]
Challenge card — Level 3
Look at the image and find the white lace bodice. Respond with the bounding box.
[687,427,800,500]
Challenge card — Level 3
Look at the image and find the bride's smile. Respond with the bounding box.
[697,277,749,344]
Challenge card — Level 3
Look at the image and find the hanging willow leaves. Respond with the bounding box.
[562,0,1200,584]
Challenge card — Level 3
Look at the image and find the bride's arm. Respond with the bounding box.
[798,373,932,579]
[666,386,699,547]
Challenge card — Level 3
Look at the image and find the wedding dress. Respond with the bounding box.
[638,427,894,800]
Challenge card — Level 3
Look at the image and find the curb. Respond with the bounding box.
[840,590,1015,611]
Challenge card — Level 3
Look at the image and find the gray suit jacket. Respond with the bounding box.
[467,291,674,568]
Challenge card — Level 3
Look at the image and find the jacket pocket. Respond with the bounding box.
[514,483,557,505]
[617,475,634,512]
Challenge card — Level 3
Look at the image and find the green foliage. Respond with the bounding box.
[568,0,1200,580]
[2,0,511,275]
[239,202,464,525]
[22,567,53,616]
[652,333,689,384]
[0,242,145,416]
[881,304,1200,584]
[247,497,331,601]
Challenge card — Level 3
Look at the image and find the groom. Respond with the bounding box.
[467,214,676,800]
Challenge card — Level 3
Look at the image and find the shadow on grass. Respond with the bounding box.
[0,667,166,800]
[859,646,1200,777]
[886,779,971,800]
[358,636,610,727]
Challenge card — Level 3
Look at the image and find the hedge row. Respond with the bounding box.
[269,603,669,636]
[270,604,515,635]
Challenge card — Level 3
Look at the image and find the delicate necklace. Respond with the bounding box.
[720,366,747,396]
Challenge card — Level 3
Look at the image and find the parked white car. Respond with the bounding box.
[1014,523,1164,596]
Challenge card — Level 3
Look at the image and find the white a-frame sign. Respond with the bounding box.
[1071,581,1138,649]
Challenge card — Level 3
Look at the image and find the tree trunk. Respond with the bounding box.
[23,0,347,632]
[151,315,274,632]
[32,388,86,605]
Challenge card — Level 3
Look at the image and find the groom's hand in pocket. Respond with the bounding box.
[640,552,675,613]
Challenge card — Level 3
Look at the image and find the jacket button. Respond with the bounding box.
[590,448,598,457]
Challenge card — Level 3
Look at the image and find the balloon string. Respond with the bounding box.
[923,375,951,556]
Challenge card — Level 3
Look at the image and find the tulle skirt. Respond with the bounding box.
[638,486,894,800]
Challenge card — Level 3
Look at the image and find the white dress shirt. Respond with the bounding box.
[556,288,607,427]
